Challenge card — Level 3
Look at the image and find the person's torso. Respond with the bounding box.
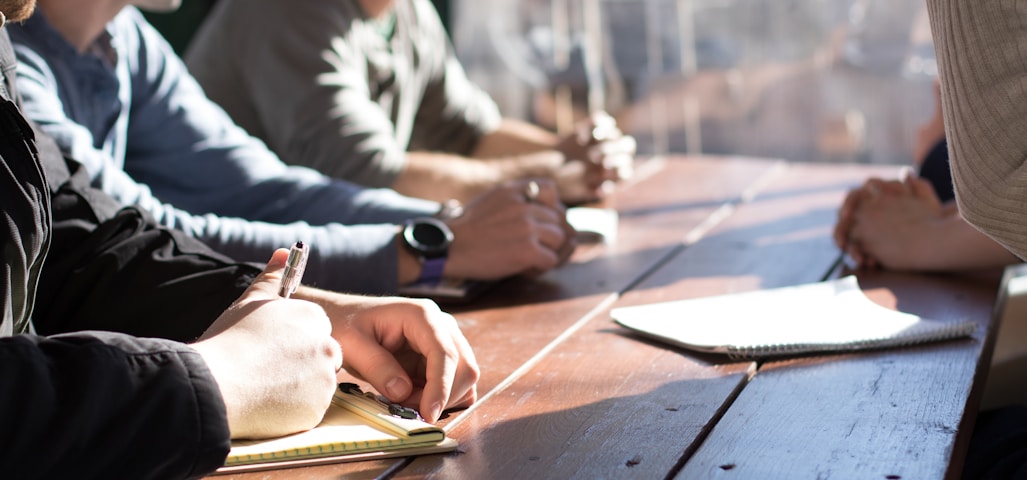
[0,29,51,336]
[8,9,133,177]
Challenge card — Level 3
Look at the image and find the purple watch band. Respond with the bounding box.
[417,257,446,284]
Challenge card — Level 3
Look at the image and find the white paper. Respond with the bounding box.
[611,276,976,358]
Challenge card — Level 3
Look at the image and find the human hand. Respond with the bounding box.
[304,293,479,423]
[444,178,576,279]
[555,111,636,204]
[192,249,342,439]
[834,176,910,266]
[843,174,948,270]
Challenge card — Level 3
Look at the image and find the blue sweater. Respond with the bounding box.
[9,7,441,294]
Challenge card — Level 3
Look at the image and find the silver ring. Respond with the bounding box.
[524,181,540,203]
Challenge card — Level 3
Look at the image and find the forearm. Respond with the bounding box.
[471,119,560,158]
[927,0,1027,259]
[396,151,562,203]
[34,161,258,340]
[914,214,1020,271]
[0,332,229,478]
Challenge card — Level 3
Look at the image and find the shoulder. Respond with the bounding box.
[7,10,71,71]
[405,0,448,39]
[194,0,362,54]
[207,0,358,30]
[113,7,171,52]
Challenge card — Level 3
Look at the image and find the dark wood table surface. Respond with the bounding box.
[215,155,1002,480]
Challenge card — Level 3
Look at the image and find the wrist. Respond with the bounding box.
[397,229,423,285]
[488,151,562,181]
[399,218,453,284]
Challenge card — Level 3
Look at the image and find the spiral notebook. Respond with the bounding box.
[214,383,457,474]
[611,276,977,359]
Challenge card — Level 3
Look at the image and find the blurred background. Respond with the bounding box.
[149,0,937,166]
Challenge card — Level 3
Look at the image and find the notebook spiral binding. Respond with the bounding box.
[725,320,977,360]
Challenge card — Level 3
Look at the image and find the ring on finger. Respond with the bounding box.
[524,180,540,203]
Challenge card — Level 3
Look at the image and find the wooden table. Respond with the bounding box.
[217,155,1001,480]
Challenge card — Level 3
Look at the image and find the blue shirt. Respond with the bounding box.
[9,7,441,294]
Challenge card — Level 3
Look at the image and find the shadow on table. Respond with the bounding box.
[448,202,842,313]
[422,377,749,479]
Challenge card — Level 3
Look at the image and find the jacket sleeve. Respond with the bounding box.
[405,0,503,154]
[0,331,230,480]
[31,144,261,341]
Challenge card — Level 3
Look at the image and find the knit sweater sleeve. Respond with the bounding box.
[927,0,1027,259]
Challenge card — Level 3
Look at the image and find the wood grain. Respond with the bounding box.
[676,165,1001,480]
[212,158,999,480]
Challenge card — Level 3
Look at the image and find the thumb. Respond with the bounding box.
[242,248,291,300]
[907,175,939,201]
[904,174,945,211]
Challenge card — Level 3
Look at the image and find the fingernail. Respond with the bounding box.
[429,402,443,423]
[385,377,407,400]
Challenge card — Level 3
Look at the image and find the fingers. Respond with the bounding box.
[834,188,863,249]
[517,178,576,266]
[570,111,635,183]
[339,302,480,423]
[555,215,578,265]
[835,176,916,250]
[519,178,562,210]
[234,248,290,301]
[415,313,479,422]
[452,180,576,278]
[525,202,576,269]
[576,110,619,145]
[592,135,637,169]
[342,334,416,404]
[906,174,940,201]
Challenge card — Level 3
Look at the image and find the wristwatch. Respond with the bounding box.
[402,217,454,284]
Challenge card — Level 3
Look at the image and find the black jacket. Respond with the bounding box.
[0,26,259,479]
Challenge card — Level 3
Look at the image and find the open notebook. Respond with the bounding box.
[612,276,977,359]
[214,383,457,474]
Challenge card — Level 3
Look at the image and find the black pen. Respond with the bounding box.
[278,241,309,298]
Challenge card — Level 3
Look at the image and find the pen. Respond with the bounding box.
[278,241,309,298]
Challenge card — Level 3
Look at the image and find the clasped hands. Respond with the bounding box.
[555,111,637,204]
[833,170,953,270]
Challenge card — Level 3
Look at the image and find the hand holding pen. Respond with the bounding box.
[193,244,341,438]
[279,241,309,298]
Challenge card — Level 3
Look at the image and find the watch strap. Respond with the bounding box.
[417,256,446,284]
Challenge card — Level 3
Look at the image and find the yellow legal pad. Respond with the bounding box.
[215,384,457,474]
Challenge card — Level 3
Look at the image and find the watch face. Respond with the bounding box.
[404,218,453,258]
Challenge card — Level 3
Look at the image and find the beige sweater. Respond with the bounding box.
[927,0,1027,259]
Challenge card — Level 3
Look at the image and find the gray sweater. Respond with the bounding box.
[185,0,502,188]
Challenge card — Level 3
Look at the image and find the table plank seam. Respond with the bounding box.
[441,292,622,434]
[439,161,786,434]
[665,363,758,480]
